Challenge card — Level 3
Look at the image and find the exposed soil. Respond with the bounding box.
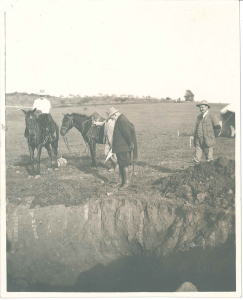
[156,157,235,208]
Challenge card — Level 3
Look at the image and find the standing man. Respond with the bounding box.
[92,112,119,172]
[193,100,221,163]
[32,90,56,141]
[107,107,138,189]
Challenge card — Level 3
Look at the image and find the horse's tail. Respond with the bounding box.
[131,124,138,161]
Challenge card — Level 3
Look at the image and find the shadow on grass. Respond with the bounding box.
[14,154,55,176]
[61,153,110,183]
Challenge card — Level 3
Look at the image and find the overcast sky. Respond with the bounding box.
[5,0,240,103]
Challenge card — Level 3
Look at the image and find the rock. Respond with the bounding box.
[175,282,198,292]
[197,238,206,249]
[207,232,216,247]
[227,189,233,195]
[215,198,222,206]
[197,193,206,203]
[176,185,193,201]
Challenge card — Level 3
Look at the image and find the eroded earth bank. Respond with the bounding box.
[6,157,235,292]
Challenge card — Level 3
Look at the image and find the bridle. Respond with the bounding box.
[26,114,37,141]
[61,115,74,152]
[61,115,74,133]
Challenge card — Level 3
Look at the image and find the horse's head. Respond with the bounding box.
[22,109,38,137]
[60,114,74,136]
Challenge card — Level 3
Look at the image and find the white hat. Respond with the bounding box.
[38,90,46,96]
[196,100,211,108]
[107,107,120,119]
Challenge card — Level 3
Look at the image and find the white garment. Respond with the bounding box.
[203,110,209,119]
[104,112,121,157]
[104,119,116,156]
[33,98,51,114]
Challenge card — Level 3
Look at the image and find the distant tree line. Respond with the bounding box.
[6,90,195,106]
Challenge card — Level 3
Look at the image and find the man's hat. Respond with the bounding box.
[107,107,120,119]
[38,90,46,96]
[196,100,211,108]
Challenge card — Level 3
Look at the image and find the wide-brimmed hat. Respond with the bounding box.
[107,107,120,119]
[38,90,46,96]
[196,100,211,108]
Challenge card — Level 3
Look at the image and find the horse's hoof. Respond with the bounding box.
[35,175,41,179]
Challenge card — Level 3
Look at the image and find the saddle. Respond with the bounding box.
[37,113,57,143]
[83,112,105,144]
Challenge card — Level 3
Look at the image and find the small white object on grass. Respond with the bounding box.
[177,130,180,136]
[57,157,67,167]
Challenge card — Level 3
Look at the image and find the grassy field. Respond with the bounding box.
[5,102,235,207]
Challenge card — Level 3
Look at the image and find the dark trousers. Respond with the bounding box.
[116,152,131,167]
[38,114,55,132]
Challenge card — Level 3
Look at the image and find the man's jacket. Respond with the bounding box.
[112,114,136,155]
[194,111,221,147]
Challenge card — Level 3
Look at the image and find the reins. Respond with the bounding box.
[61,114,92,152]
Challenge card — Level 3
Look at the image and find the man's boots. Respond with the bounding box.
[112,166,123,188]
[119,167,130,189]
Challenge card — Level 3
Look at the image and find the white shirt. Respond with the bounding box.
[33,98,51,114]
[203,110,209,119]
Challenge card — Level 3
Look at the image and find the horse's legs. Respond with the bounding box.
[36,145,42,175]
[28,144,35,175]
[89,140,96,167]
[52,141,58,168]
[45,143,52,168]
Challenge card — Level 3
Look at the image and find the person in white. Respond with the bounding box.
[93,108,120,172]
[32,90,55,141]
[33,92,51,114]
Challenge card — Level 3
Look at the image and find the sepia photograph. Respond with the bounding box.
[0,0,241,297]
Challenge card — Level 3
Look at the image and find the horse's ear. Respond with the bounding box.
[32,108,37,113]
[21,109,27,114]
[62,113,67,116]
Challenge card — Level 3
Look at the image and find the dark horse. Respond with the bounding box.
[22,109,59,176]
[60,113,104,167]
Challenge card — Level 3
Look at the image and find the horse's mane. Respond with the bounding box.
[71,113,92,119]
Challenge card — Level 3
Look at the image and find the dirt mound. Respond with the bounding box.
[159,157,235,208]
